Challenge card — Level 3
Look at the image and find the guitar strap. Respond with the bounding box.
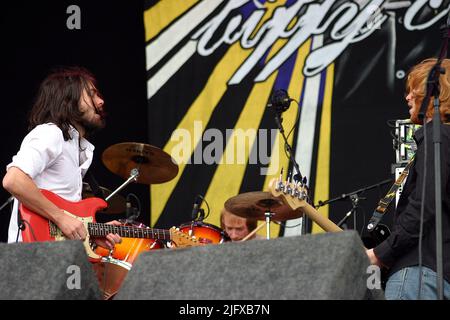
[85,170,105,199]
[367,156,415,231]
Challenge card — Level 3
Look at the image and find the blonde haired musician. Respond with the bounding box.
[366,58,450,300]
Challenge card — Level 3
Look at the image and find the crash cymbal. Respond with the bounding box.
[102,143,179,184]
[224,191,303,221]
[82,183,126,214]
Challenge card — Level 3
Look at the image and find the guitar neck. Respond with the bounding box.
[87,223,171,240]
[302,203,343,233]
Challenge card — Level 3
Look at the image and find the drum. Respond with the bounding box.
[92,220,164,299]
[94,221,164,267]
[178,221,230,245]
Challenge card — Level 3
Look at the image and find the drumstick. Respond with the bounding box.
[241,222,267,241]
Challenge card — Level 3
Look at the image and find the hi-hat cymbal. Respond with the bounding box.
[82,183,126,214]
[102,143,179,184]
[224,191,303,221]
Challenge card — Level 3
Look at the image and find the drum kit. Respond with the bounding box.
[89,142,301,299]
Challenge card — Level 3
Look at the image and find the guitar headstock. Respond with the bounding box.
[268,175,308,211]
[169,227,200,248]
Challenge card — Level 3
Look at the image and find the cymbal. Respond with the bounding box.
[82,183,126,214]
[224,191,303,221]
[102,143,179,184]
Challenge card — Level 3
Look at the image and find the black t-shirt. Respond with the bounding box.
[374,121,450,282]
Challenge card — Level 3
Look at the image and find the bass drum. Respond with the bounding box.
[92,220,164,299]
[178,221,230,245]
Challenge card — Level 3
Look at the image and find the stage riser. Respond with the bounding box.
[116,231,379,300]
[0,241,101,300]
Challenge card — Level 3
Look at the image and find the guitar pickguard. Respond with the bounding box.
[48,210,101,260]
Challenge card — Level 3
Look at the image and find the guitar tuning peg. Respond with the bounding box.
[279,168,284,182]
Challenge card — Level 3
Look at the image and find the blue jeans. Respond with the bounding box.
[385,266,450,300]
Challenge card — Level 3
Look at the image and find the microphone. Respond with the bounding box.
[125,197,135,223]
[125,194,140,222]
[126,201,132,218]
[191,195,203,220]
[267,89,293,113]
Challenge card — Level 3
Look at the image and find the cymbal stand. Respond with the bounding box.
[105,168,139,202]
[264,211,274,240]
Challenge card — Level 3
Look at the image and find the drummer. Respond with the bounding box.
[220,208,262,241]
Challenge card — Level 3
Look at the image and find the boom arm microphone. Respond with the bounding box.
[267,89,293,113]
[191,195,203,220]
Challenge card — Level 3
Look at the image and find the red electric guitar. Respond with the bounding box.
[19,189,199,261]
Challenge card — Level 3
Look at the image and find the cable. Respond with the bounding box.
[279,219,303,228]
[386,119,398,128]
[359,206,367,237]
[387,119,401,151]
[285,99,300,141]
[196,194,210,220]
[390,129,399,145]
[283,100,301,162]
[126,193,141,220]
[20,220,37,242]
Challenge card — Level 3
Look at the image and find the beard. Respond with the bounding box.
[79,114,106,137]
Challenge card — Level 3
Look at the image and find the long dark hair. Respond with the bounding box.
[28,66,98,140]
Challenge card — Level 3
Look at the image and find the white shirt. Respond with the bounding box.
[7,123,94,243]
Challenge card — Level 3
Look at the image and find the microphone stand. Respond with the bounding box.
[416,24,448,300]
[273,111,308,235]
[274,112,303,182]
[316,179,391,208]
[336,194,364,229]
[0,196,14,212]
[315,179,392,230]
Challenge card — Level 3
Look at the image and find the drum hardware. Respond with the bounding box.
[104,168,139,204]
[224,184,302,239]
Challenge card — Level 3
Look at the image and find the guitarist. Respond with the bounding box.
[2,67,121,250]
[366,58,450,300]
